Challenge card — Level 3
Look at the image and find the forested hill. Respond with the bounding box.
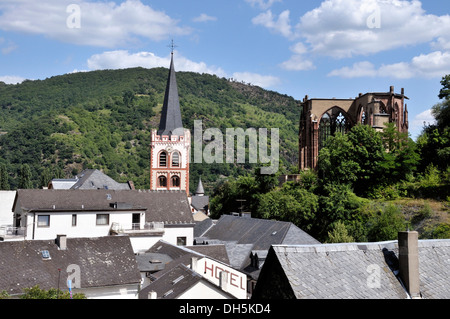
[0,67,301,191]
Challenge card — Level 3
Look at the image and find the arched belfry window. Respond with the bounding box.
[158,175,167,187]
[171,175,180,187]
[171,152,180,167]
[319,107,351,149]
[159,151,167,167]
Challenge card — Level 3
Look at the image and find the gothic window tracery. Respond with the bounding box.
[319,107,351,149]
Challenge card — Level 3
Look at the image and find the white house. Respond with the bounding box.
[10,189,195,253]
[0,190,16,237]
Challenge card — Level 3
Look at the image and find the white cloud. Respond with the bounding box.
[87,50,227,78]
[328,61,377,78]
[328,51,450,79]
[252,10,293,39]
[279,54,315,71]
[0,0,191,47]
[0,75,26,84]
[295,0,450,59]
[410,109,437,138]
[232,72,281,88]
[193,14,217,23]
[245,0,282,10]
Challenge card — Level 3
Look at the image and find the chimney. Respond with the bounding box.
[219,271,228,291]
[398,231,421,298]
[56,234,67,250]
[191,257,198,273]
[148,291,157,299]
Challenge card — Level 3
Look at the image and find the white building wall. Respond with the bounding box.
[178,281,230,299]
[26,210,144,240]
[163,226,194,246]
[75,284,139,299]
[0,191,16,227]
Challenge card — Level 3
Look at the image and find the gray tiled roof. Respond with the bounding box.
[139,264,203,299]
[0,236,141,295]
[14,189,194,225]
[70,169,132,190]
[254,239,450,299]
[201,215,320,251]
[197,215,320,276]
[418,240,450,299]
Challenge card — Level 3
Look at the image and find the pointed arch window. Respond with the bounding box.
[158,175,167,187]
[319,107,351,149]
[159,151,167,167]
[171,152,180,167]
[171,175,180,188]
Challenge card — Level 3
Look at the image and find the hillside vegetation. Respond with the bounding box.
[0,67,300,191]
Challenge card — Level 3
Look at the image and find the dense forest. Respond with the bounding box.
[0,67,300,192]
[0,67,448,242]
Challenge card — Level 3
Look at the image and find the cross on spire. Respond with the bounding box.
[168,39,178,55]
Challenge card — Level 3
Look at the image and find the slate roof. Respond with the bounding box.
[200,215,320,251]
[191,195,209,212]
[139,240,235,299]
[253,239,450,299]
[146,240,230,266]
[196,215,321,279]
[417,239,450,299]
[0,236,141,296]
[158,54,183,136]
[139,264,204,299]
[14,189,194,225]
[49,169,133,190]
[70,169,133,190]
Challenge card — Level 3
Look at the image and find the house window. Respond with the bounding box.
[159,151,167,167]
[177,237,187,246]
[96,214,109,226]
[171,175,180,187]
[171,152,180,167]
[158,175,167,187]
[72,214,77,226]
[37,215,50,227]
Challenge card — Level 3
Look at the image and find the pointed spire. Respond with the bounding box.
[158,53,183,136]
[195,177,205,196]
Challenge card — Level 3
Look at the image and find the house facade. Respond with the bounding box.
[11,189,195,253]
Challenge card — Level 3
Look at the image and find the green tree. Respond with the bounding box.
[257,182,319,231]
[0,163,9,190]
[327,220,355,243]
[367,203,406,242]
[18,164,32,189]
[380,122,419,184]
[417,75,450,172]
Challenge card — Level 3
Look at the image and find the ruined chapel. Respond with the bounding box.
[299,86,409,170]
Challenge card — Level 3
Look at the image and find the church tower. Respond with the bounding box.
[150,52,190,194]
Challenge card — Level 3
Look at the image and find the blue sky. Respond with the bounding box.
[1,0,450,140]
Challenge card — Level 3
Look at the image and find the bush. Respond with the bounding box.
[20,285,86,299]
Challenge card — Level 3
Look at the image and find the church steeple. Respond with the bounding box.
[158,53,183,136]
